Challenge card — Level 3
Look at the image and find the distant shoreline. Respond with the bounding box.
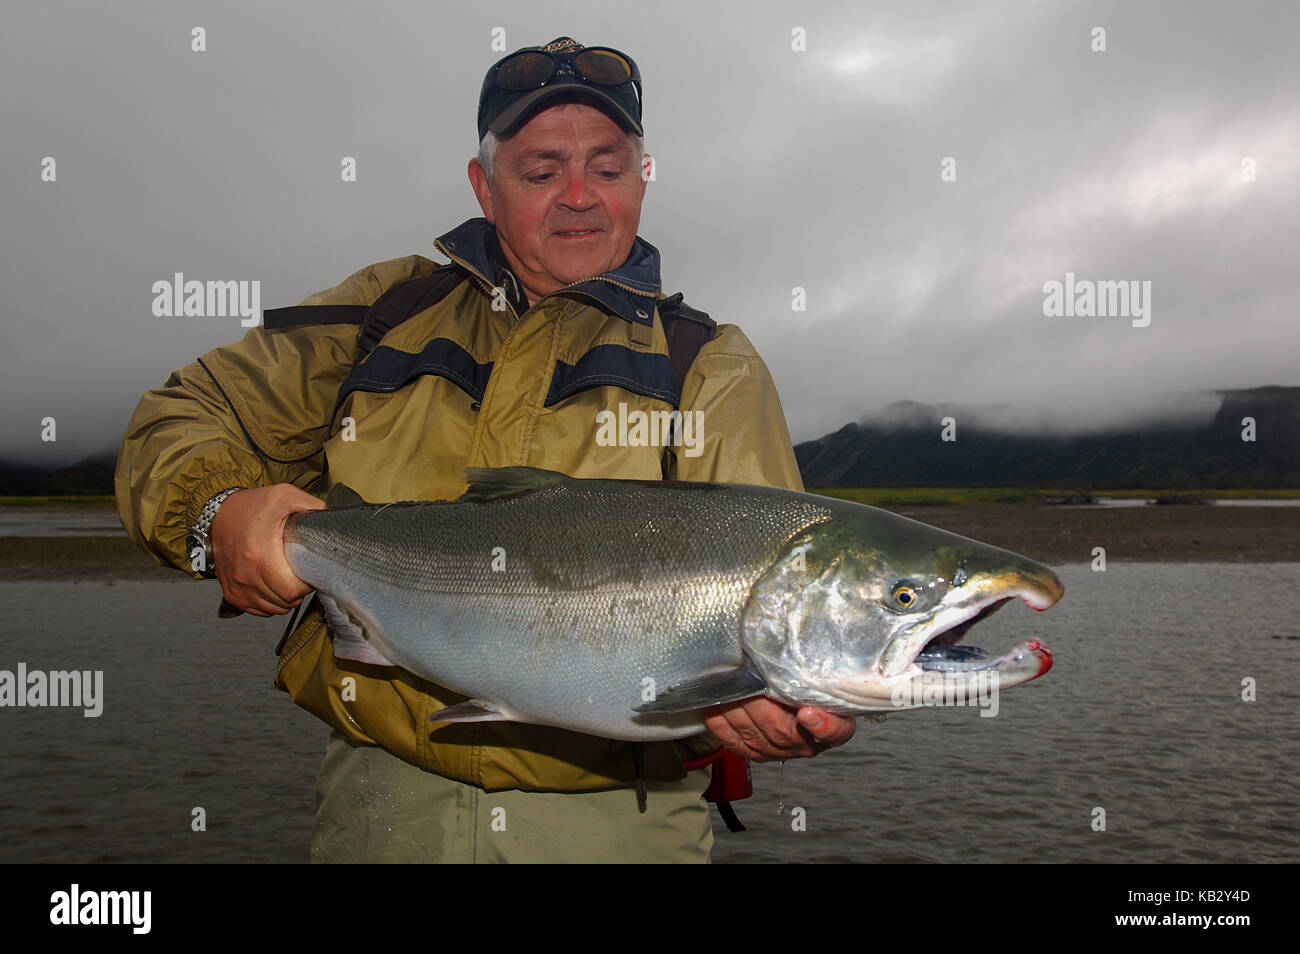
[4,487,1300,509]
[906,503,1300,563]
[1,499,1297,581]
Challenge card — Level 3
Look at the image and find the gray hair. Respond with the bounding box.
[477,129,646,185]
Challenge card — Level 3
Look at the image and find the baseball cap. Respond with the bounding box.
[477,36,643,141]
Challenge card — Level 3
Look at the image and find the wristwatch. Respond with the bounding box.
[186,488,243,577]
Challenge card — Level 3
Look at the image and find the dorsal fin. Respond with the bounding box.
[459,466,571,503]
[323,483,368,509]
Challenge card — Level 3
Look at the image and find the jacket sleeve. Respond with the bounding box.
[114,255,439,575]
[671,323,804,492]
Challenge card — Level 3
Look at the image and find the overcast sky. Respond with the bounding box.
[3,0,1297,466]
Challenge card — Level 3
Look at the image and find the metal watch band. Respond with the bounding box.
[188,487,243,577]
[194,488,243,536]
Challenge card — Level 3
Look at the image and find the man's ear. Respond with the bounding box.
[468,158,494,223]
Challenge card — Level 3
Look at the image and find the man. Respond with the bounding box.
[116,37,853,863]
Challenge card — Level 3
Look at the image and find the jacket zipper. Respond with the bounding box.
[434,240,522,324]
[434,238,659,318]
[560,274,659,300]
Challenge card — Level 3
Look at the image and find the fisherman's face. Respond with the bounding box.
[469,101,647,306]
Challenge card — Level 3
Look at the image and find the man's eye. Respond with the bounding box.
[525,172,555,184]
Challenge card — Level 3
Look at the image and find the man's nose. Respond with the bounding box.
[558,168,597,209]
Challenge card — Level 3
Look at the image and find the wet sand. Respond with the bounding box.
[1,502,1296,582]
[901,502,1300,563]
[0,536,180,582]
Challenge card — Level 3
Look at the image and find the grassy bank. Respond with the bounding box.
[0,536,178,581]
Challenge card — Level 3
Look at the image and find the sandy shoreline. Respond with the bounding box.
[1,502,1297,582]
[905,502,1300,563]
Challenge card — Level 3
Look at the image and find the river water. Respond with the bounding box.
[0,562,1296,863]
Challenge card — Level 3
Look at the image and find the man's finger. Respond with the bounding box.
[219,568,297,614]
[704,699,819,761]
[713,703,769,754]
[797,707,856,748]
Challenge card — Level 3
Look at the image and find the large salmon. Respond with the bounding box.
[282,467,1064,740]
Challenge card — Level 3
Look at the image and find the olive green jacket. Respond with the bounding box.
[115,218,804,792]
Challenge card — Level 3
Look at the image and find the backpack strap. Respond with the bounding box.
[657,292,717,402]
[262,304,369,329]
[656,292,717,479]
[259,263,469,357]
[355,263,470,359]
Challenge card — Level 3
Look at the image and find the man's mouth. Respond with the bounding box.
[554,229,600,238]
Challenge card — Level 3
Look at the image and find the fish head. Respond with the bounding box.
[740,503,1064,713]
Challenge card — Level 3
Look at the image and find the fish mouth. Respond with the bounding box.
[914,597,1047,673]
[920,566,1060,669]
[833,568,1063,710]
[916,616,1053,692]
[901,567,1061,673]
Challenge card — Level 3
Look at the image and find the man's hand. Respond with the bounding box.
[702,697,855,762]
[208,484,325,617]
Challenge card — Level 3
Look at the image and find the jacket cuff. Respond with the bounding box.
[166,463,266,577]
[184,470,257,529]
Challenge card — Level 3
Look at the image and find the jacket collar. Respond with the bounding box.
[434,217,662,327]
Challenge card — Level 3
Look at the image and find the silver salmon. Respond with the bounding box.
[282,467,1064,741]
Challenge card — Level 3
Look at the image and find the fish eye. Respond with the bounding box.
[892,583,919,609]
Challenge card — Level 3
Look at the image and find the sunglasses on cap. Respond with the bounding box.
[477,40,644,141]
[492,46,641,97]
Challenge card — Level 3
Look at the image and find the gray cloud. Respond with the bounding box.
[2,0,1296,464]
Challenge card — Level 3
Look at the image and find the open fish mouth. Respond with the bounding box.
[911,589,1055,682]
[917,636,1053,678]
[913,597,1050,675]
[795,561,1067,713]
[879,562,1063,684]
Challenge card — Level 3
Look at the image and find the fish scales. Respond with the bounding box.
[284,477,834,738]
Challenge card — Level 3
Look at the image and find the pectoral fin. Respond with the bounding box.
[320,594,397,668]
[429,700,511,724]
[634,667,768,713]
